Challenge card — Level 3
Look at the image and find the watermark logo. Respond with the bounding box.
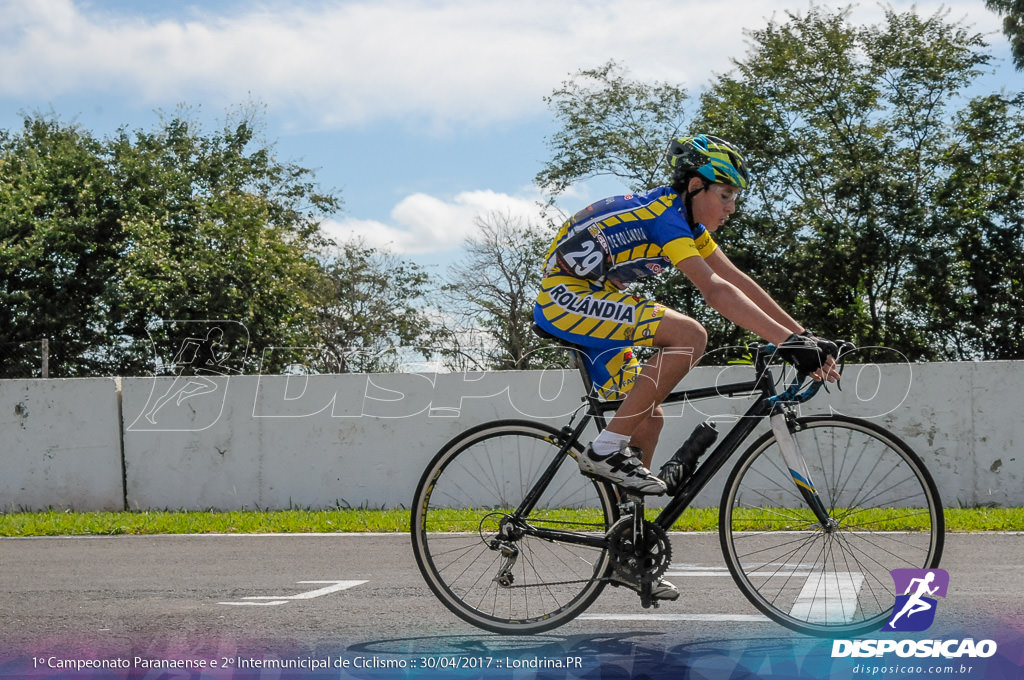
[833,567,997,661]
[120,318,915,428]
[128,320,249,432]
[883,568,949,633]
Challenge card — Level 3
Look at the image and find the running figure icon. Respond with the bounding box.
[144,327,232,425]
[887,572,940,628]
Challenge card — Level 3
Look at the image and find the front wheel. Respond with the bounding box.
[411,420,617,634]
[719,415,944,637]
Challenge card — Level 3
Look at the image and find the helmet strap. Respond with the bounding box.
[682,176,709,227]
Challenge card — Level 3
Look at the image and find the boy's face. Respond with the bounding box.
[690,179,740,231]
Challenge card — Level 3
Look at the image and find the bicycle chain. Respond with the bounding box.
[481,513,672,591]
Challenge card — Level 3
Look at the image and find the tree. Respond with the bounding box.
[934,93,1024,359]
[986,0,1024,69]
[0,110,342,375]
[441,212,557,370]
[536,60,690,196]
[536,6,1024,361]
[0,117,123,375]
[108,111,341,374]
[697,6,993,359]
[310,238,442,373]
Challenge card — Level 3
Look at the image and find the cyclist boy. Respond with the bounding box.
[534,135,840,497]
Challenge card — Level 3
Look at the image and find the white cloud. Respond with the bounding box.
[2,0,1008,260]
[0,0,1004,130]
[321,188,548,254]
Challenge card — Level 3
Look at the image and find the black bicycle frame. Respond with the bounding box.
[510,349,784,549]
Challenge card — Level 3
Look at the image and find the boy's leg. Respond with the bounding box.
[598,310,707,460]
[536,277,706,480]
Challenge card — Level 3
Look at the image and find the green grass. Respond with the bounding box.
[945,507,1024,531]
[1,507,1022,536]
[0,509,412,536]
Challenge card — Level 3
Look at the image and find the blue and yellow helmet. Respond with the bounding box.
[667,134,750,189]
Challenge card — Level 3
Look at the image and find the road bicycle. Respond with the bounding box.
[410,335,944,637]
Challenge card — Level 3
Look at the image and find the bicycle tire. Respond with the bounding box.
[719,414,944,637]
[411,419,617,634]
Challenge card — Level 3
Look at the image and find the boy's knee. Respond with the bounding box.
[648,407,666,434]
[683,318,709,352]
[658,315,708,355]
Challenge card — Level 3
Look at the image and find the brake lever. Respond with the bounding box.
[833,340,857,391]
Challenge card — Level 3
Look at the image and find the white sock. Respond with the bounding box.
[591,430,631,458]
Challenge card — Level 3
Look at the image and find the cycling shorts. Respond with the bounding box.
[533,273,666,399]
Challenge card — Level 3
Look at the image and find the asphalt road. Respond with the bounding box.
[1,533,1022,676]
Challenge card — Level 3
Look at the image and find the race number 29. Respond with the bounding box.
[555,227,610,280]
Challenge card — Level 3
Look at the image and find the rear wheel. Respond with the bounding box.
[720,415,944,637]
[411,420,617,634]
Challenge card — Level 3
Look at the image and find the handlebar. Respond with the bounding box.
[750,340,856,405]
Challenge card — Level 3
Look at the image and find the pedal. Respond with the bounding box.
[640,592,659,609]
[622,492,644,507]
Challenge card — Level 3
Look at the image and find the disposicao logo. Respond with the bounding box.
[831,568,998,660]
[883,568,949,633]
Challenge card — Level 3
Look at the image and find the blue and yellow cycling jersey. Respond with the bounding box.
[542,186,717,288]
[534,186,717,399]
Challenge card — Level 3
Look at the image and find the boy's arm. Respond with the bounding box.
[704,248,804,333]
[675,254,793,344]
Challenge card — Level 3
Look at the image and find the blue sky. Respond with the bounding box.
[0,0,1016,271]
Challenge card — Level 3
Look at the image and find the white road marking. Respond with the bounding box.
[664,563,815,578]
[663,564,732,578]
[219,580,367,606]
[789,571,864,623]
[584,563,865,625]
[669,562,867,624]
[578,613,770,622]
[579,564,770,623]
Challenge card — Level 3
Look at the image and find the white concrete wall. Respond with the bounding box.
[119,369,591,511]
[0,378,125,511]
[1,362,1021,512]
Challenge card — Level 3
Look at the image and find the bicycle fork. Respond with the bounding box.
[769,406,838,532]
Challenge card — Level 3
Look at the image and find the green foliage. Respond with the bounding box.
[698,6,999,359]
[538,5,1024,361]
[0,118,122,374]
[536,60,690,195]
[0,109,342,375]
[986,0,1024,69]
[312,239,442,373]
[935,93,1024,358]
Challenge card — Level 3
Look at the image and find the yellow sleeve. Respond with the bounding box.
[662,231,718,266]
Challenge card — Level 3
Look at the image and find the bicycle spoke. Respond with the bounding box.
[411,421,615,634]
[721,415,943,637]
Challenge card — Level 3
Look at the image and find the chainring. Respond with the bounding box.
[606,516,672,585]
